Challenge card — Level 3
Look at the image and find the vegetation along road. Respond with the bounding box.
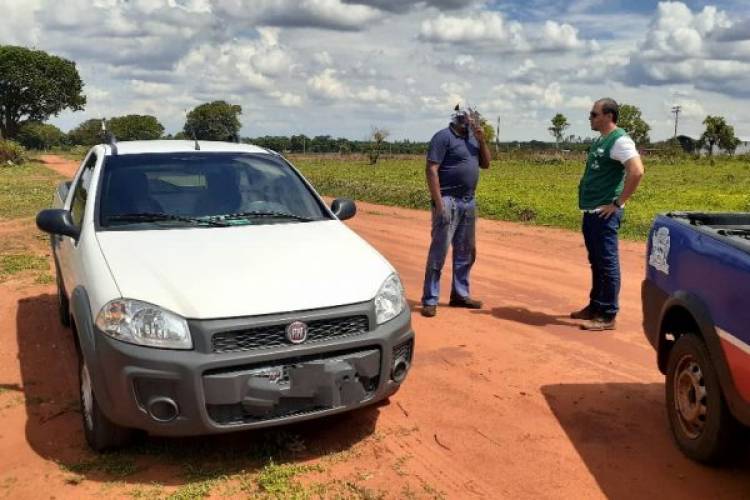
[0,155,748,499]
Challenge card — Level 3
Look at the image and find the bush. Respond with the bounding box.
[0,140,27,165]
[16,122,66,150]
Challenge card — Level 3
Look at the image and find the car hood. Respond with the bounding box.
[95,220,394,319]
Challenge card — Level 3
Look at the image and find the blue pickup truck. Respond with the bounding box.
[642,212,750,463]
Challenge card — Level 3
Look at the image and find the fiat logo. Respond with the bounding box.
[286,321,308,344]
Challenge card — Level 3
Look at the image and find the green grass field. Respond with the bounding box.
[292,155,750,240]
[0,161,62,221]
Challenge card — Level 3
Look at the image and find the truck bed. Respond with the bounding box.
[668,212,750,252]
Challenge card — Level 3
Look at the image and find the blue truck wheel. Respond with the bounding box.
[666,334,738,463]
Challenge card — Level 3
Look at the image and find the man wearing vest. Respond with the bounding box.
[572,98,645,330]
[421,106,491,318]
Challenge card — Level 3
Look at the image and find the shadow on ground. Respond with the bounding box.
[542,383,750,500]
[17,294,382,488]
[472,306,577,327]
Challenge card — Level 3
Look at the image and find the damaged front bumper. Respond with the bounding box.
[86,301,414,436]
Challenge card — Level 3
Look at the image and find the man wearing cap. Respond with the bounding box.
[421,106,491,318]
[572,98,645,330]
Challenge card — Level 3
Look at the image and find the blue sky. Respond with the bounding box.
[1,0,749,142]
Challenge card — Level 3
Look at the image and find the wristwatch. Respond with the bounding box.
[613,198,624,208]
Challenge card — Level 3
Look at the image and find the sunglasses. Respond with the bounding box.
[589,111,599,118]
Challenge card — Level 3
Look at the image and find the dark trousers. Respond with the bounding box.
[582,209,623,318]
[421,195,477,306]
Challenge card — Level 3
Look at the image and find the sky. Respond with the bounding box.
[1,0,749,142]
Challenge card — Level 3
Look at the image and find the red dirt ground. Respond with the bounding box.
[0,156,747,498]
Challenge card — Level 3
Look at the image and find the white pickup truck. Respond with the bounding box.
[36,140,414,451]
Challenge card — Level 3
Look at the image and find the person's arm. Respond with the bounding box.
[472,124,491,169]
[598,155,645,218]
[426,161,443,211]
[425,132,447,212]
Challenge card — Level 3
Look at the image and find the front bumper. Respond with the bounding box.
[88,302,414,436]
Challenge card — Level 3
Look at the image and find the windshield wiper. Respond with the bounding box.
[107,212,230,227]
[218,211,316,222]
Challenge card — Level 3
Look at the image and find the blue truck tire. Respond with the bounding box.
[665,334,739,463]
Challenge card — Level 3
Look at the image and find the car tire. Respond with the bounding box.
[665,334,738,463]
[56,266,70,327]
[79,355,133,452]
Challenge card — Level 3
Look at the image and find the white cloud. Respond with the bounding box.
[625,2,750,96]
[306,69,403,105]
[130,80,174,97]
[3,0,748,142]
[418,12,588,52]
[567,96,593,109]
[307,69,350,100]
[314,51,334,65]
[484,82,564,112]
[668,98,705,118]
[270,91,304,107]
[440,81,471,95]
[453,54,479,73]
[510,59,536,79]
[419,12,527,48]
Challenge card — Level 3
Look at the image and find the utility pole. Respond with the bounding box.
[495,116,500,153]
[671,105,681,139]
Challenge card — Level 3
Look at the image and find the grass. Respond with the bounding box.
[59,453,139,478]
[0,160,62,221]
[0,254,49,280]
[292,154,750,240]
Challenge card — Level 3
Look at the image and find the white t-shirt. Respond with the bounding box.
[610,135,639,164]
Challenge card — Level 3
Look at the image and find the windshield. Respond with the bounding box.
[98,153,329,228]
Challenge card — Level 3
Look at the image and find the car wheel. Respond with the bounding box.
[56,268,70,327]
[665,334,738,463]
[79,355,133,451]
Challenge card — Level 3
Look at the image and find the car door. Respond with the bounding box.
[58,151,98,295]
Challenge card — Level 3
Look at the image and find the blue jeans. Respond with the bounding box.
[422,195,477,306]
[582,209,623,318]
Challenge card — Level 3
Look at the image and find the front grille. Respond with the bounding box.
[211,315,369,353]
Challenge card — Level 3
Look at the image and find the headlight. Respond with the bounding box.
[95,299,192,350]
[375,274,405,325]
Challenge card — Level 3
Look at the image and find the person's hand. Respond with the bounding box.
[434,202,451,225]
[597,203,619,219]
[471,122,485,142]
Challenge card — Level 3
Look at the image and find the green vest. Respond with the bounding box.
[578,127,627,210]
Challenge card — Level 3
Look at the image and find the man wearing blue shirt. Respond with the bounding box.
[421,106,491,317]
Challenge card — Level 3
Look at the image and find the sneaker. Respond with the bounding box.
[448,296,483,309]
[580,317,616,331]
[421,305,437,317]
[570,305,596,320]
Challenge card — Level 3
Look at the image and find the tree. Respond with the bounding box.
[0,45,86,139]
[368,127,389,165]
[698,115,740,156]
[183,101,242,141]
[16,122,65,150]
[480,121,495,144]
[289,134,309,153]
[547,113,569,149]
[108,114,164,141]
[68,118,105,146]
[618,104,650,146]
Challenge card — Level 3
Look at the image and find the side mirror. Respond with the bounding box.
[36,209,80,240]
[331,198,357,221]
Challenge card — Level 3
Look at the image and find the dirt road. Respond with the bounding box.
[0,156,747,499]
